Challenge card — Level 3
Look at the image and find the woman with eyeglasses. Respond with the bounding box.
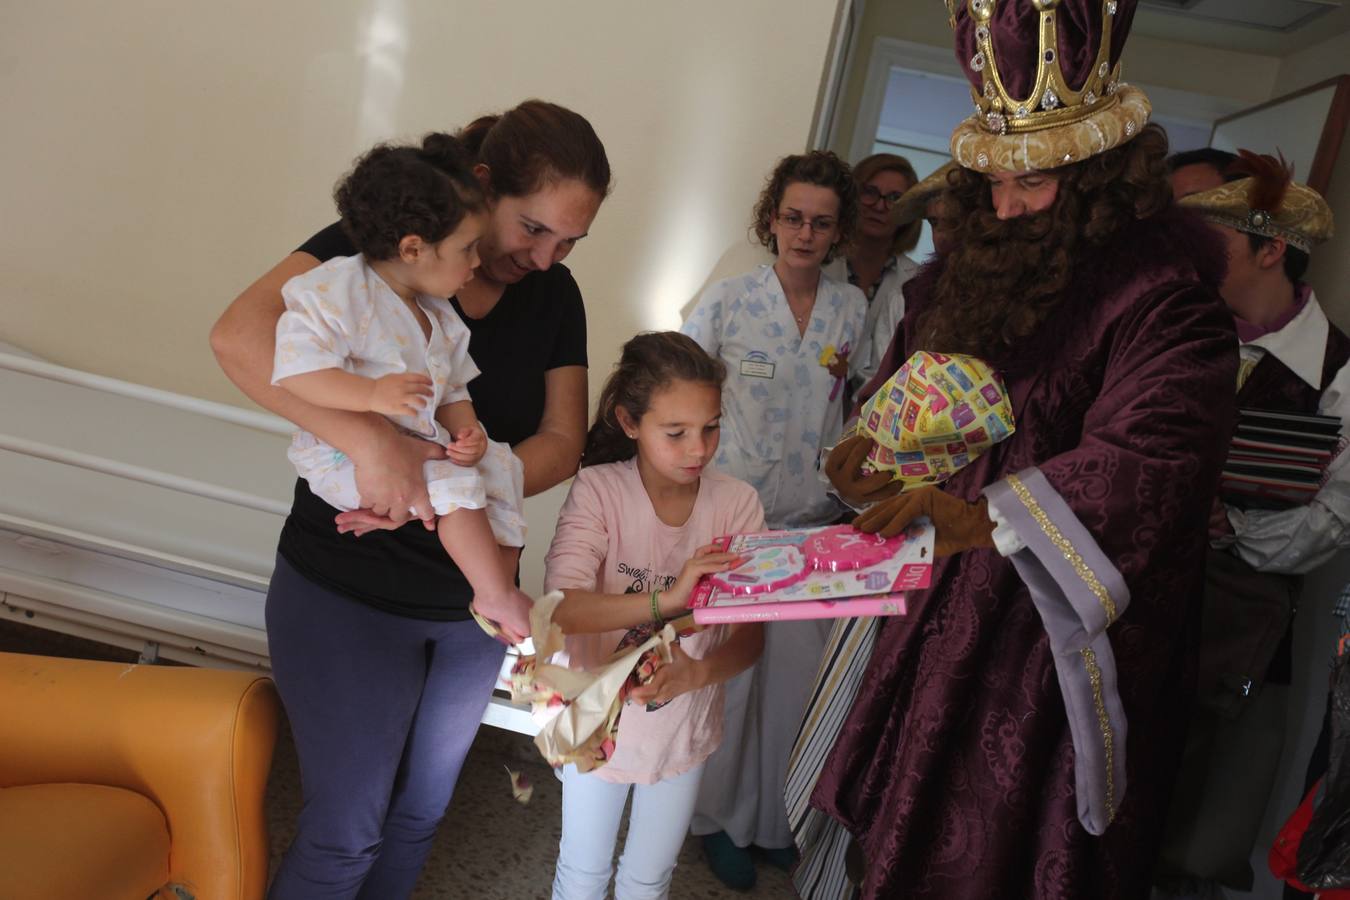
[680,150,865,890]
[824,153,922,390]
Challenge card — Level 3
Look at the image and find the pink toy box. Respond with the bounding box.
[687,522,934,624]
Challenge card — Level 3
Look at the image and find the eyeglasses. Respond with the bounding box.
[776,212,837,235]
[860,184,905,208]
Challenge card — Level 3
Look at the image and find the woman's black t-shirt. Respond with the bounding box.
[275,222,588,620]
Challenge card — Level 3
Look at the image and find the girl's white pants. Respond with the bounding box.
[551,762,705,900]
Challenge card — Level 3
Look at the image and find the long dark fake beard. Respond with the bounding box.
[916,201,1078,366]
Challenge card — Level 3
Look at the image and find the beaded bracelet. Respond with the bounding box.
[650,589,665,627]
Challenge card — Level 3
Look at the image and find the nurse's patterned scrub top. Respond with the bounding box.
[682,265,866,529]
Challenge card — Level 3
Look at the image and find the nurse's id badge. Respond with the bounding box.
[739,351,775,379]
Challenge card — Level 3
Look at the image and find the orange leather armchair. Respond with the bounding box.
[0,651,281,900]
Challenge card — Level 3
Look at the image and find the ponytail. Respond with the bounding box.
[419,130,477,176]
[455,99,611,199]
[455,114,497,159]
[584,385,638,468]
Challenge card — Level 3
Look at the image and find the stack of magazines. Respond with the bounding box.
[1221,408,1344,509]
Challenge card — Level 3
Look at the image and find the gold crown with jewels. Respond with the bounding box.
[945,0,1152,173]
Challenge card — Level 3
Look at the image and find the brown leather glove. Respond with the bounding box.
[824,435,905,508]
[853,485,996,557]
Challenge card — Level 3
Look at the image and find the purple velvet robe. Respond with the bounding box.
[811,207,1238,899]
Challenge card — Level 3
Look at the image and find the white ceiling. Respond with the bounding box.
[1133,0,1350,54]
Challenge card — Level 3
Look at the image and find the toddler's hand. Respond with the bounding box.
[628,645,706,706]
[471,587,533,645]
[660,544,749,619]
[368,373,434,417]
[447,425,487,467]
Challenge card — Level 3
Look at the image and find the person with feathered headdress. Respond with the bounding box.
[1157,154,1350,894]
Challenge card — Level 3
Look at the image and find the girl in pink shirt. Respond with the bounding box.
[544,332,766,900]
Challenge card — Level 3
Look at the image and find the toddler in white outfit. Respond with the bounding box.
[274,255,525,546]
[271,135,532,637]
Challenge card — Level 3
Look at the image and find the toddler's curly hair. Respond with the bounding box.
[334,132,486,260]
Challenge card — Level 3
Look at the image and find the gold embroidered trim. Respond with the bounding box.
[1005,473,1117,624]
[1081,646,1117,823]
[1236,356,1258,392]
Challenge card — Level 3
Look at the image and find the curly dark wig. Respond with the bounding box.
[752,150,860,264]
[334,132,487,261]
[916,124,1173,360]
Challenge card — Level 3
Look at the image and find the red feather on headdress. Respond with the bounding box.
[1226,149,1293,213]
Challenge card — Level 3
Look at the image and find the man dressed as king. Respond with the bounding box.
[789,1,1242,897]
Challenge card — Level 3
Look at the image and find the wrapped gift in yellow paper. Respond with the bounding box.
[856,351,1016,490]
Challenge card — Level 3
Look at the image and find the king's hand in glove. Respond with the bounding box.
[823,435,905,507]
[827,436,996,556]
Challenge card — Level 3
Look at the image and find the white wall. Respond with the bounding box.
[0,0,844,593]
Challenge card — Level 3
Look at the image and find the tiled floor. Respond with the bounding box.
[1,621,797,898]
[266,720,796,899]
